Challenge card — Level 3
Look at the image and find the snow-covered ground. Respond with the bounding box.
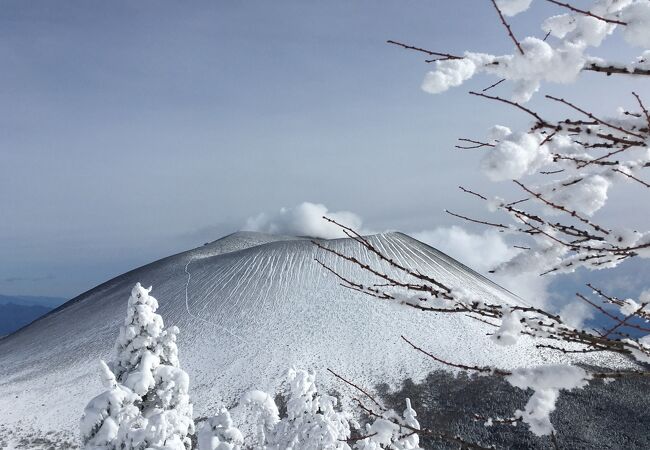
[0,231,627,447]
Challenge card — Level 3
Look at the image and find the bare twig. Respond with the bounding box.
[490,0,524,54]
[327,368,385,409]
[482,78,506,92]
[386,40,462,61]
[546,95,646,140]
[401,335,511,376]
[613,168,650,188]
[545,0,627,25]
[584,63,650,77]
[459,185,488,200]
[445,209,510,229]
[470,91,549,125]
[513,180,610,235]
[456,138,496,149]
[632,91,650,130]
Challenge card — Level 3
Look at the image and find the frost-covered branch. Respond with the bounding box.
[392,1,650,102]
[544,0,628,25]
[315,210,650,440]
[317,2,650,442]
[327,369,490,450]
[491,0,526,55]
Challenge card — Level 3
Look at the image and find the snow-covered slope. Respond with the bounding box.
[0,231,617,444]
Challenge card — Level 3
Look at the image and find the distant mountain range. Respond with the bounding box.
[0,294,67,336]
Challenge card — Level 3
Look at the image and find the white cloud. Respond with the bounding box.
[412,226,518,274]
[413,226,551,307]
[494,271,552,310]
[243,202,364,239]
[558,301,594,329]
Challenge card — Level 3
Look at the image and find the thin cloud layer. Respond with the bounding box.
[244,202,363,239]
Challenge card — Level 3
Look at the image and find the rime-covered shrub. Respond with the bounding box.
[197,407,244,450]
[354,399,421,450]
[267,369,352,450]
[202,369,361,450]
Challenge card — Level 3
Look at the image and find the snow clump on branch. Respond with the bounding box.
[506,365,591,436]
[496,0,534,17]
[422,0,650,102]
[481,130,551,180]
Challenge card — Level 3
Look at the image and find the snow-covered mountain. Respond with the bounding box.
[0,231,619,447]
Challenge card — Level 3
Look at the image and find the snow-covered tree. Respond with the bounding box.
[111,283,178,382]
[80,361,143,449]
[315,0,650,446]
[80,283,194,450]
[239,390,281,448]
[197,407,244,450]
[202,369,360,450]
[267,369,352,450]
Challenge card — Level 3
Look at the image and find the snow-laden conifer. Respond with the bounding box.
[239,389,280,447]
[80,360,142,449]
[80,283,194,450]
[268,369,352,450]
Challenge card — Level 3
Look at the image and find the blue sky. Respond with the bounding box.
[1,1,648,298]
